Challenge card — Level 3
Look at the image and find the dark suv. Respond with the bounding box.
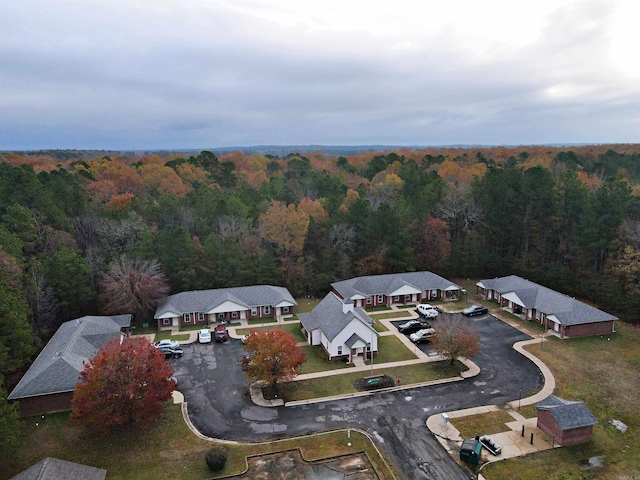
[214,325,228,342]
[158,346,184,358]
[397,319,431,334]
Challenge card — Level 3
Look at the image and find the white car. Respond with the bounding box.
[154,339,179,349]
[416,304,439,318]
[198,328,212,344]
[409,328,437,344]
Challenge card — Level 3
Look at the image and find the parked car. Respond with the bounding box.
[409,328,437,344]
[462,305,488,317]
[154,339,179,349]
[398,319,431,334]
[158,346,184,358]
[416,304,439,318]
[198,328,211,344]
[214,325,228,342]
[479,435,502,455]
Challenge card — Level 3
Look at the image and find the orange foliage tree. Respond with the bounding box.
[432,316,481,365]
[298,197,328,224]
[242,329,306,391]
[71,337,175,434]
[258,201,310,258]
[416,216,451,270]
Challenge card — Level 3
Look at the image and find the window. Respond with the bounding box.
[405,294,411,301]
[251,307,258,316]
[198,313,204,321]
[163,318,170,325]
[377,295,384,303]
[231,311,238,318]
[366,296,372,305]
[337,346,342,355]
[282,306,290,313]
[393,295,399,302]
[263,305,272,315]
[218,313,225,320]
[184,313,191,322]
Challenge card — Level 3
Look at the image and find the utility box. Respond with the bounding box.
[460,438,482,464]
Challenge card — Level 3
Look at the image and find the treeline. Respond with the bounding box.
[1,145,640,392]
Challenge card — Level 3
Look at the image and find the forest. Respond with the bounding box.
[1,144,640,403]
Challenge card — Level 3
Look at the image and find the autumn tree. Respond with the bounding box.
[432,316,481,365]
[71,337,175,434]
[415,216,451,270]
[99,256,170,320]
[242,330,306,392]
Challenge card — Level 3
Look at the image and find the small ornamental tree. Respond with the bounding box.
[71,337,175,434]
[432,316,481,365]
[242,329,306,392]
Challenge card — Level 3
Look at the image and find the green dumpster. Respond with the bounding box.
[460,438,482,464]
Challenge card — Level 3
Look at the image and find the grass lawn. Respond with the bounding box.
[295,297,320,313]
[299,345,353,374]
[374,336,419,363]
[235,323,306,342]
[450,410,517,438]
[155,330,190,342]
[481,321,640,480]
[373,321,388,332]
[277,361,464,402]
[369,311,413,320]
[0,405,396,480]
[247,317,277,325]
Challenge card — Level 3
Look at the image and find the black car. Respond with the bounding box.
[397,319,431,334]
[462,305,489,316]
[158,346,184,358]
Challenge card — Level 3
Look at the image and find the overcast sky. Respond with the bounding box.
[1,0,639,150]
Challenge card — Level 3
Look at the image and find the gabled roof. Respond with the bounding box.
[332,271,459,302]
[345,333,368,348]
[8,315,131,401]
[154,285,296,319]
[10,457,106,480]
[536,395,598,430]
[478,275,616,326]
[299,292,377,342]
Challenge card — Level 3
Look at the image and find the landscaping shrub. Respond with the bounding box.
[205,447,228,472]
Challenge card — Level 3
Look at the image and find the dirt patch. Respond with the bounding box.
[231,449,379,479]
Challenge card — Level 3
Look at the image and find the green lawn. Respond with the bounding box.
[299,345,353,374]
[374,336,419,363]
[481,321,640,480]
[277,360,464,401]
[155,331,190,342]
[247,317,277,325]
[295,297,320,313]
[235,323,306,342]
[369,311,413,320]
[450,410,517,438]
[0,406,396,480]
[372,321,388,332]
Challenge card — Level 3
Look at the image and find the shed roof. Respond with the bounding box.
[10,457,106,480]
[8,315,131,401]
[536,395,598,430]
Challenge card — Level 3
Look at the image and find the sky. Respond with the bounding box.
[1,0,639,150]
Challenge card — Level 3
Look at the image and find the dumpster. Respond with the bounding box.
[460,438,482,464]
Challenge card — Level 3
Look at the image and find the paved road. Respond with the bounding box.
[170,314,543,480]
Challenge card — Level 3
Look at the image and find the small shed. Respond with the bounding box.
[535,395,598,446]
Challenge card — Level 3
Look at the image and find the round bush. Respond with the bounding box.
[205,447,228,472]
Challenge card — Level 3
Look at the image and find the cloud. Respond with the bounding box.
[1,0,639,149]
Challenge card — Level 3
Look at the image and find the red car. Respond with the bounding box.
[214,325,228,342]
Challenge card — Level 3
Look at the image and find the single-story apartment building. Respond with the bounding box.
[536,395,598,446]
[476,275,616,338]
[8,314,131,417]
[298,292,379,362]
[331,271,460,309]
[154,285,296,330]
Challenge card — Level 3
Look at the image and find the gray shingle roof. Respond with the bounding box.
[154,285,296,318]
[536,395,598,430]
[479,275,616,326]
[331,271,459,302]
[8,315,131,401]
[10,457,106,480]
[299,292,377,341]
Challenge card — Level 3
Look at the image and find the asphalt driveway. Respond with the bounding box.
[171,314,543,480]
